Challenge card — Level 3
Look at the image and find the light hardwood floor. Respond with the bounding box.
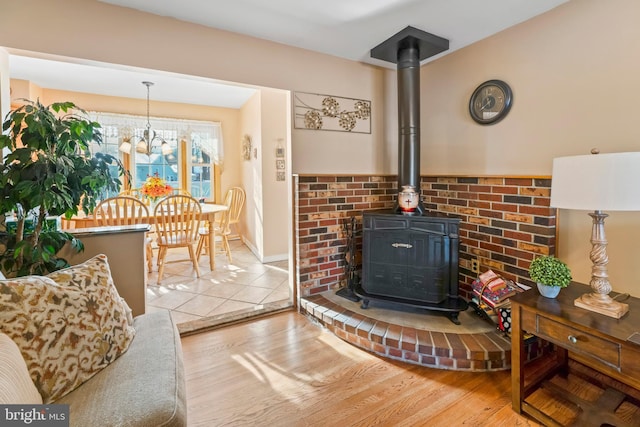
[181,311,540,427]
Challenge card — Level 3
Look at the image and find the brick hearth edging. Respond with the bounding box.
[301,294,547,372]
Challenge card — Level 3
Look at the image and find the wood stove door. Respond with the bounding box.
[363,228,450,304]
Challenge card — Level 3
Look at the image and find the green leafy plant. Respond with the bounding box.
[0,99,127,277]
[528,255,572,288]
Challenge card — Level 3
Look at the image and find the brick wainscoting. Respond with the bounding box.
[294,174,555,300]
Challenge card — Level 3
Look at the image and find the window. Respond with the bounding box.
[133,128,179,190]
[89,124,123,199]
[89,112,223,199]
[190,132,214,199]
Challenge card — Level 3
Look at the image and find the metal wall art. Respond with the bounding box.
[294,92,371,133]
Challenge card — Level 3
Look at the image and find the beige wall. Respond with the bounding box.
[418,0,640,176]
[240,92,262,257]
[238,88,290,262]
[259,89,289,260]
[8,78,43,105]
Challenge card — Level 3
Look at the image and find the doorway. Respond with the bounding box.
[2,50,295,331]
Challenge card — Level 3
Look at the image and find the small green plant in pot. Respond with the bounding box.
[528,255,572,298]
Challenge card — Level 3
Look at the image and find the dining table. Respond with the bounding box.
[67,202,229,271]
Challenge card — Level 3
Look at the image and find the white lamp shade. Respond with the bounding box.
[161,141,173,155]
[136,139,148,154]
[551,152,640,211]
[118,141,132,153]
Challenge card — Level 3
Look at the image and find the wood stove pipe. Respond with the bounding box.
[370,27,449,214]
[397,39,422,214]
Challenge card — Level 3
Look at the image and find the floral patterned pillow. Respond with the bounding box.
[0,254,135,403]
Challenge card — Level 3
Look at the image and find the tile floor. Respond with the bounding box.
[145,239,291,332]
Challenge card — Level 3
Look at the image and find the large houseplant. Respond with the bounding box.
[528,255,572,298]
[0,100,126,277]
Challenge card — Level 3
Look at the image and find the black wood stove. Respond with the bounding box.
[357,210,466,324]
[353,27,467,324]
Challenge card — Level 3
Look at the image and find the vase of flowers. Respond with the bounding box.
[141,173,173,207]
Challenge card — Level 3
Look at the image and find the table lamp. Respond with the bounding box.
[550,150,640,318]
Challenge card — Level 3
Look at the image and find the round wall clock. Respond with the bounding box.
[469,80,513,125]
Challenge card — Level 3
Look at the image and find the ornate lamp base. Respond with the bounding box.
[575,292,628,319]
[574,210,629,319]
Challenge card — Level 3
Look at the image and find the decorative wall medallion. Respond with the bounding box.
[242,135,252,161]
[294,92,371,133]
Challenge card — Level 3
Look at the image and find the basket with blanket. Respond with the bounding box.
[469,269,528,334]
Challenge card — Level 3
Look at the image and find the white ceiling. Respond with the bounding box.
[9,54,259,109]
[8,0,568,108]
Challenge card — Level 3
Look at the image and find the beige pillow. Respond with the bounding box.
[0,254,136,403]
[0,333,43,404]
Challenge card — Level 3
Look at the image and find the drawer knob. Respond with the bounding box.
[568,335,578,344]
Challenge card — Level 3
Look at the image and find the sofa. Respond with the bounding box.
[0,255,187,427]
[0,310,187,427]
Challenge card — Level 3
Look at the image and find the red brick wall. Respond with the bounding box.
[295,175,555,299]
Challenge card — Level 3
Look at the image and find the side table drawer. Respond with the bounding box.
[536,316,621,369]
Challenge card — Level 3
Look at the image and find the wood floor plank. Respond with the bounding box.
[422,373,522,426]
[302,362,430,425]
[324,369,473,426]
[181,311,538,426]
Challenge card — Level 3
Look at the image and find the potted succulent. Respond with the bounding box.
[0,99,126,277]
[528,255,572,298]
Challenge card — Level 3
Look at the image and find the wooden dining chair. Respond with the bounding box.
[172,188,192,196]
[154,195,202,282]
[195,187,244,263]
[224,187,246,241]
[93,195,154,273]
[119,188,144,199]
[195,204,232,263]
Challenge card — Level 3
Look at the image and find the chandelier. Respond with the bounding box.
[119,81,172,156]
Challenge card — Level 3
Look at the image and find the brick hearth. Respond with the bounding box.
[301,294,548,372]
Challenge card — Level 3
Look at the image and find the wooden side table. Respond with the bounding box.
[511,282,640,425]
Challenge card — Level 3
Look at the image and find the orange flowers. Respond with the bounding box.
[141,172,173,201]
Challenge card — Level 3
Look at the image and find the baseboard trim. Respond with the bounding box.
[241,237,288,263]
